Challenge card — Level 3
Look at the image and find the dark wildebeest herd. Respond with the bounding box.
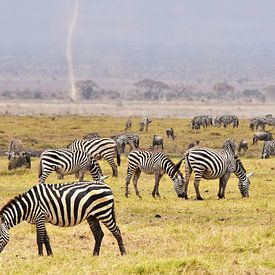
[0,114,274,257]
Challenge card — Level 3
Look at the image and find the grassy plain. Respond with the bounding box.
[0,115,274,274]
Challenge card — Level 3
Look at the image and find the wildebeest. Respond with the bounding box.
[152,135,164,149]
[8,151,31,170]
[238,140,248,153]
[252,131,273,145]
[166,128,176,140]
[125,119,132,131]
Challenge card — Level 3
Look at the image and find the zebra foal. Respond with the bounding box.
[38,149,106,184]
[125,149,185,198]
[174,140,253,200]
[0,181,126,256]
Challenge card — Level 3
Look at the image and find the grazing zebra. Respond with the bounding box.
[111,133,139,153]
[174,140,253,200]
[7,138,24,160]
[191,115,212,130]
[214,115,239,128]
[125,149,185,198]
[0,181,126,256]
[38,149,105,184]
[262,140,275,159]
[140,117,152,132]
[250,114,275,131]
[68,138,121,177]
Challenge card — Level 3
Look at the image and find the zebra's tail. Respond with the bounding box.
[116,145,121,166]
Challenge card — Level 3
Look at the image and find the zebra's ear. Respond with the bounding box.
[247,172,254,178]
[100,175,109,180]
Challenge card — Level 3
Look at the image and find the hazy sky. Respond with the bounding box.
[1,0,275,48]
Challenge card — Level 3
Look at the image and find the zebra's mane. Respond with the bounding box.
[235,157,246,173]
[0,194,24,215]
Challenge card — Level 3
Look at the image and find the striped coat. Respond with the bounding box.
[69,138,121,177]
[0,182,126,256]
[38,149,104,184]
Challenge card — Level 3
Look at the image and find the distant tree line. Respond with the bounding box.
[0,79,274,102]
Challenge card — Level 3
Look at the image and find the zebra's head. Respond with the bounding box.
[0,215,9,253]
[172,172,185,198]
[238,172,253,198]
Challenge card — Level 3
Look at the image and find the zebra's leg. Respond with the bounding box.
[107,159,118,177]
[78,170,85,181]
[193,171,203,200]
[99,209,126,255]
[39,169,52,184]
[218,173,231,199]
[184,164,192,199]
[152,173,163,197]
[36,219,52,256]
[43,228,53,256]
[87,216,104,256]
[125,169,134,197]
[133,169,142,198]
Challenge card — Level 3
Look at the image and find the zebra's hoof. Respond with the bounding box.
[196,197,204,201]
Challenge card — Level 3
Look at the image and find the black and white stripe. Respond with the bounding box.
[112,134,139,154]
[176,143,252,200]
[68,138,121,177]
[262,140,275,159]
[38,149,104,184]
[125,149,185,198]
[250,115,275,131]
[0,181,126,256]
[214,115,239,128]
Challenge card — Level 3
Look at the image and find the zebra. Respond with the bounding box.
[140,117,152,132]
[250,115,275,131]
[214,115,239,128]
[191,115,213,130]
[7,138,24,160]
[173,139,253,200]
[38,149,106,184]
[0,181,126,256]
[125,149,185,198]
[262,140,275,159]
[68,138,121,177]
[111,134,139,154]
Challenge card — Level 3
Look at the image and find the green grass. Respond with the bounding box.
[0,115,274,274]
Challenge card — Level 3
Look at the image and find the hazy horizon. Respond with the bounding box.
[1,0,275,86]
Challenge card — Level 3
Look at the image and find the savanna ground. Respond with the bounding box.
[0,115,274,274]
